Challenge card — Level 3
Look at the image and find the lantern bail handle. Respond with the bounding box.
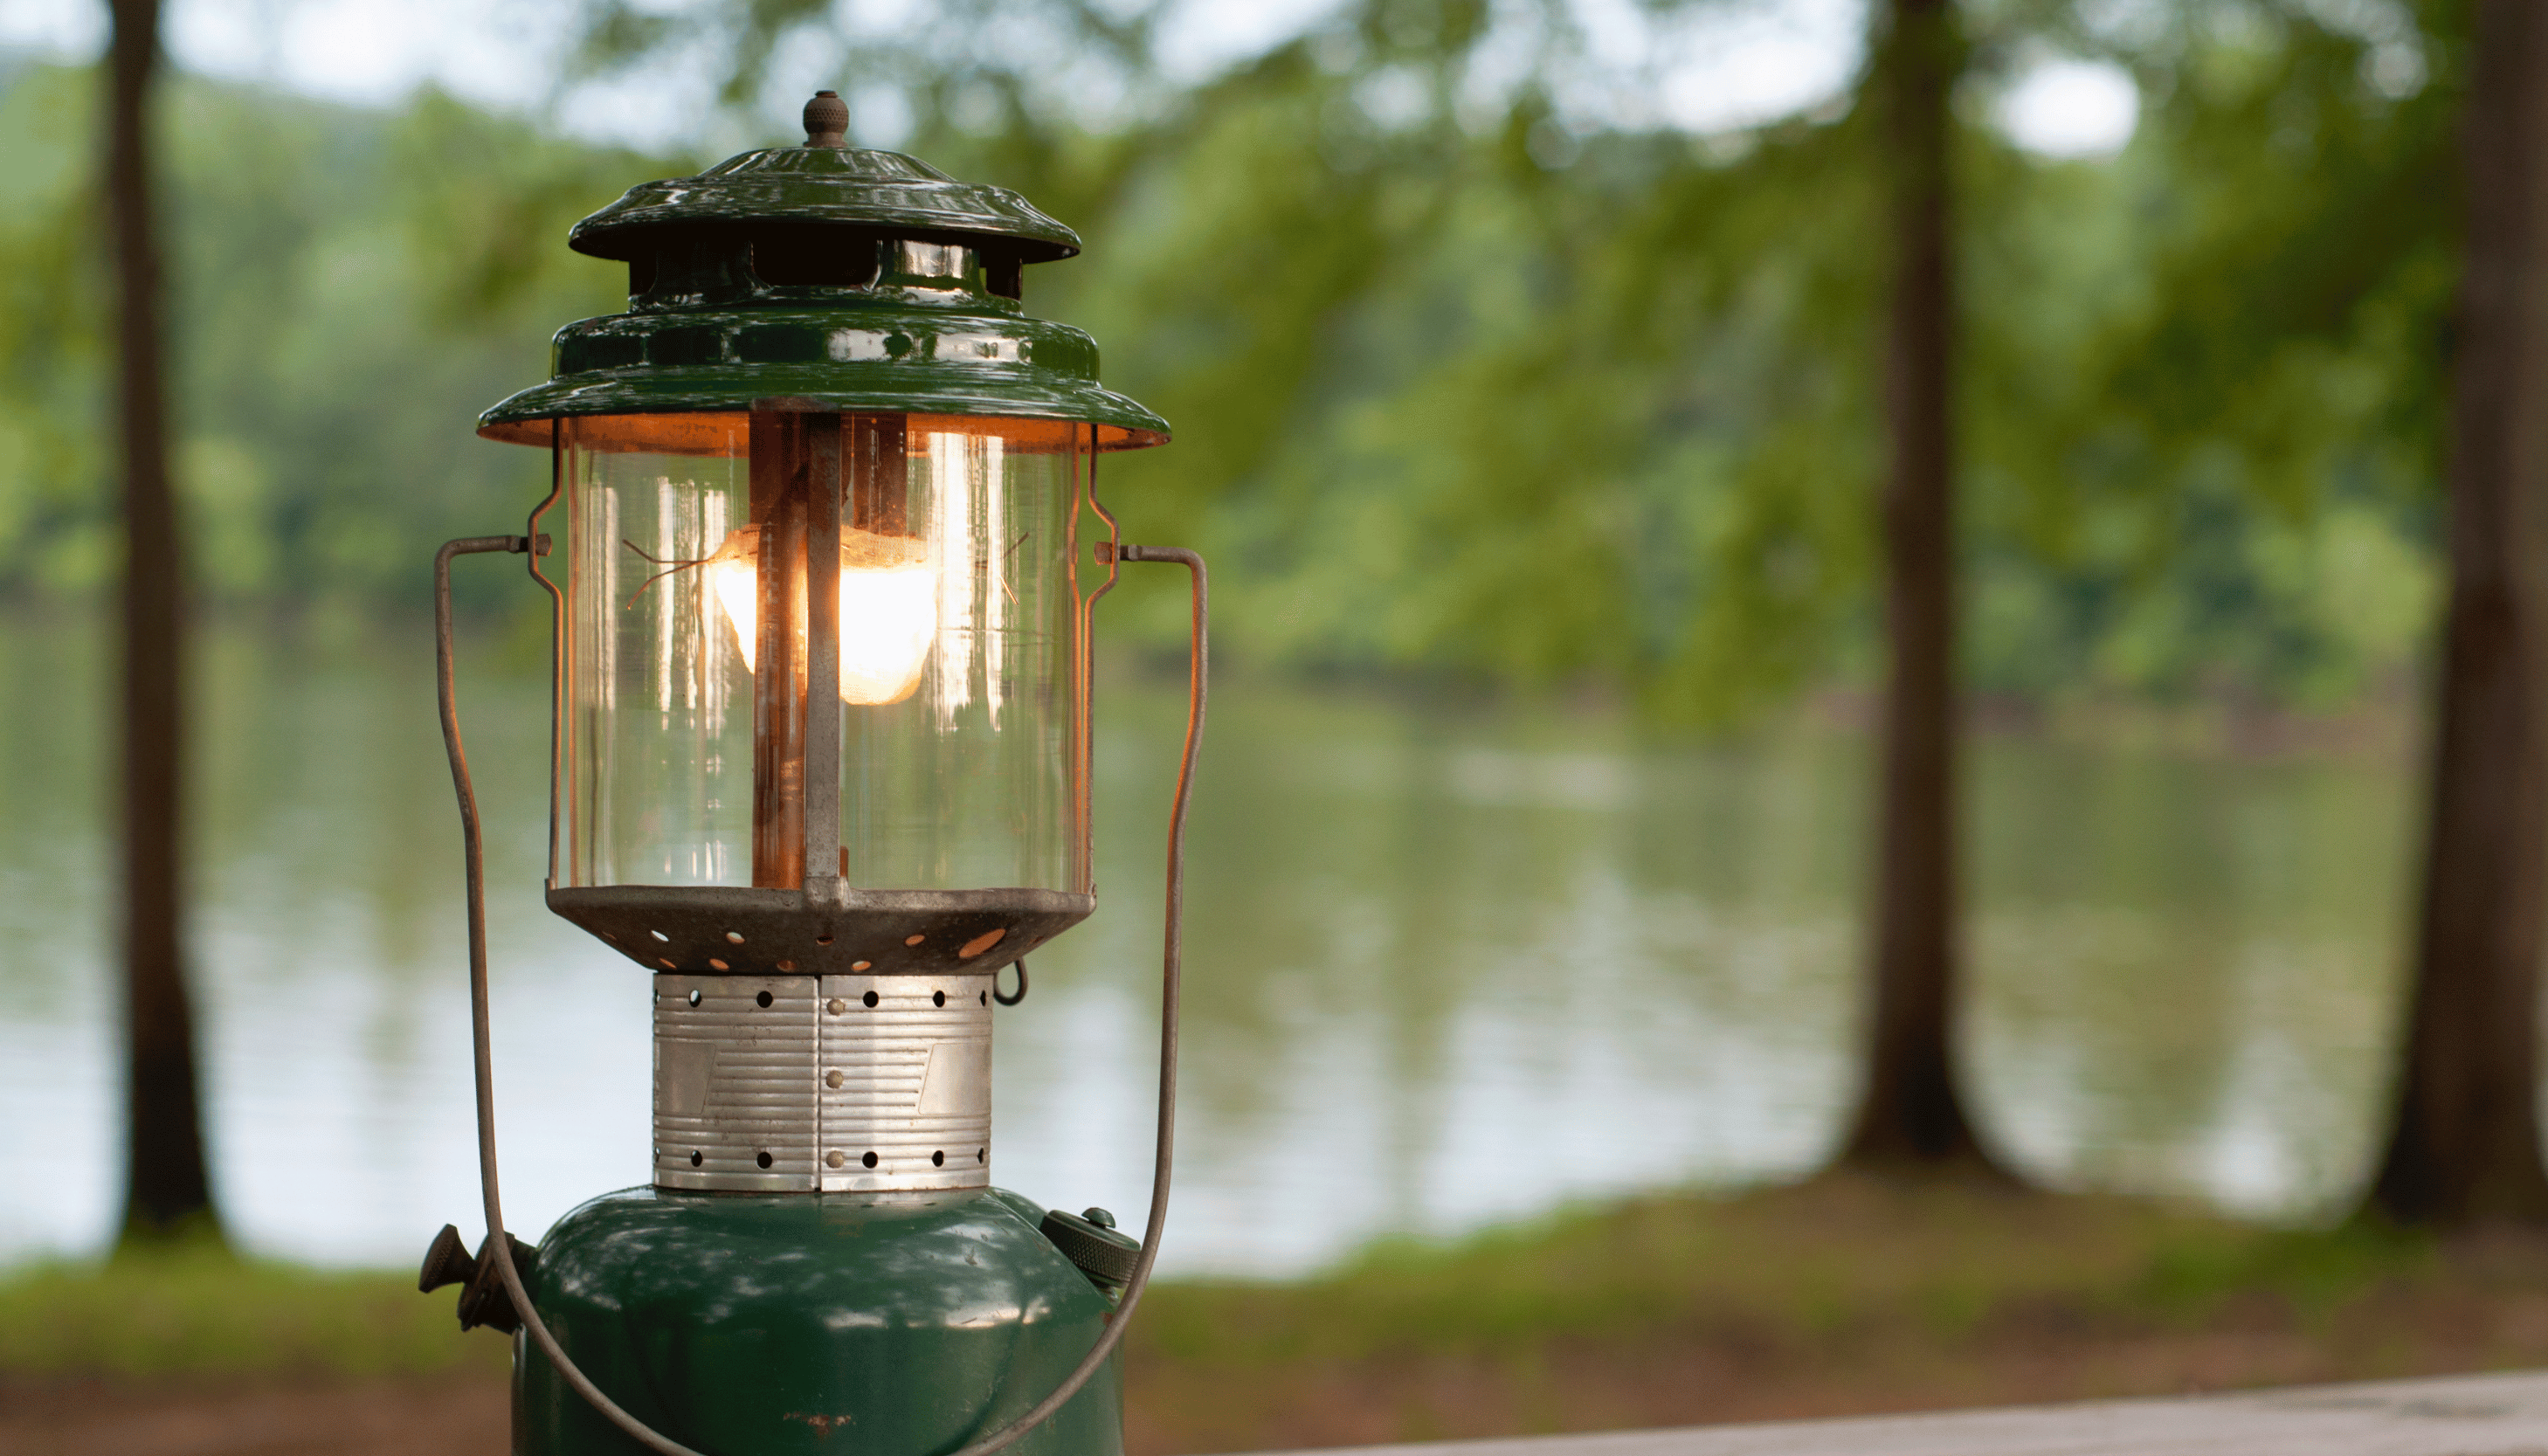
[435,532,1208,1456]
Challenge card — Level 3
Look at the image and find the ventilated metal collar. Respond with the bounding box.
[654,971,994,1193]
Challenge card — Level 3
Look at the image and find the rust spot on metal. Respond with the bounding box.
[958,927,1009,959]
[786,1412,854,1437]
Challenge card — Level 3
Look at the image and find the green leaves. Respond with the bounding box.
[0,0,2465,715]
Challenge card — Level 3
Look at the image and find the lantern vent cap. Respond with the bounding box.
[567,100,1082,266]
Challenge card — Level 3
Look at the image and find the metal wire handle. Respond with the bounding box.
[437,533,1208,1456]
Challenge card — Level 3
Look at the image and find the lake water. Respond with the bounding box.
[0,611,2412,1276]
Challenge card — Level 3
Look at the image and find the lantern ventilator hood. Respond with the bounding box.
[476,91,1168,450]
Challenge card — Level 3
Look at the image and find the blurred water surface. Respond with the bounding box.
[0,611,2409,1274]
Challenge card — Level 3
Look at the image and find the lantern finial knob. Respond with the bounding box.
[804,90,849,148]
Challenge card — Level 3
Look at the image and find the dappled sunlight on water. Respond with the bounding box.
[0,613,2413,1273]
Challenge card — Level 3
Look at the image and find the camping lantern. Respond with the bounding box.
[418,92,1205,1456]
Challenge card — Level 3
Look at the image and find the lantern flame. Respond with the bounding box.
[706,525,937,705]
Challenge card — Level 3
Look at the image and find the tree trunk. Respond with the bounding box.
[2370,0,2548,1229]
[107,0,218,1246]
[1840,0,2002,1174]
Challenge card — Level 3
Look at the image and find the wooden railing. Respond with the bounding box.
[1252,1370,2548,1456]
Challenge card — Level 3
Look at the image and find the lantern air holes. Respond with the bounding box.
[756,1151,773,1170]
[826,997,847,1015]
[650,930,669,943]
[852,960,872,971]
[724,931,744,944]
[756,990,774,1008]
[862,1151,879,1169]
[959,927,1008,959]
[687,989,702,1007]
[933,990,946,1007]
[709,958,729,971]
[690,1150,703,1167]
[777,959,798,971]
[904,934,926,947]
[862,990,880,1008]
[658,957,677,970]
[816,934,835,946]
[977,1149,985,1163]
[980,991,988,1006]
[826,1150,846,1169]
[932,1150,945,1167]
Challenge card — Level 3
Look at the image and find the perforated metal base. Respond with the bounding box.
[552,881,1091,976]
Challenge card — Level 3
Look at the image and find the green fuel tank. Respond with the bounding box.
[515,1187,1125,1456]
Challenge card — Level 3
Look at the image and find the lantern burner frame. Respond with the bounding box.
[550,884,1091,977]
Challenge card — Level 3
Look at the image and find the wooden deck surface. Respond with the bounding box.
[1253,1370,2548,1456]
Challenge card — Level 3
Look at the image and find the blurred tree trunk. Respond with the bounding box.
[1840,0,2003,1175]
[107,0,218,1246]
[2371,0,2548,1228]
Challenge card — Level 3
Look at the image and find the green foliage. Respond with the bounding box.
[1132,1173,2437,1367]
[0,1244,500,1377]
[0,0,2469,714]
[0,61,679,616]
[1960,1,2460,707]
[2130,1216,2436,1327]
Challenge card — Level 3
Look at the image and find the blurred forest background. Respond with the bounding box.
[0,0,2455,720]
[21,0,2548,1452]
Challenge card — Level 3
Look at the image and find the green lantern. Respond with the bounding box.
[421,91,1206,1456]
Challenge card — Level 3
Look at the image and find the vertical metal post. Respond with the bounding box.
[848,414,908,535]
[528,421,566,888]
[1077,430,1122,896]
[835,414,906,887]
[1064,425,1084,893]
[749,408,811,887]
[803,413,843,893]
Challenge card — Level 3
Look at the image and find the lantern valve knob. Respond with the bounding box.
[418,1222,537,1335]
[418,1223,476,1291]
[804,90,848,148]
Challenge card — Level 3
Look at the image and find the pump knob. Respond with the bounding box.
[1039,1206,1141,1291]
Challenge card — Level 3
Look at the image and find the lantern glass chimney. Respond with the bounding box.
[549,410,1090,896]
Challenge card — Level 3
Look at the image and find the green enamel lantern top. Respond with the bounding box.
[479,91,1168,449]
[565,135,1084,266]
